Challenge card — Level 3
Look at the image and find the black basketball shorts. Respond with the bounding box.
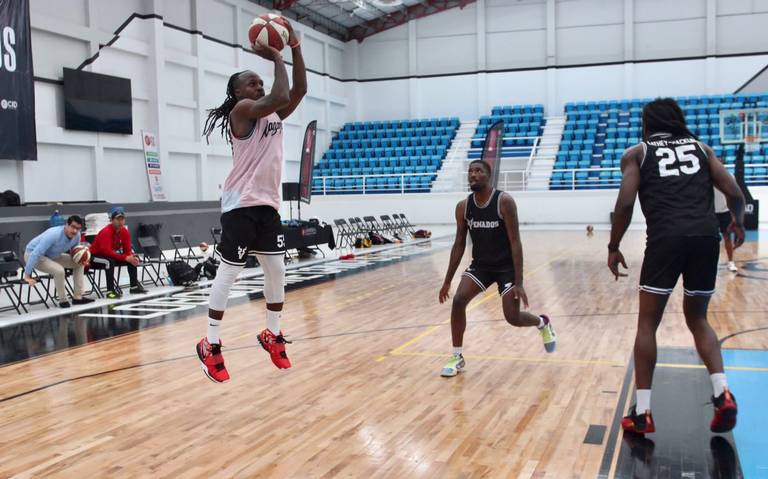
[217,206,285,266]
[462,265,516,296]
[639,236,719,297]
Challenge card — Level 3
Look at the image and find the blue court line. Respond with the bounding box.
[723,349,768,479]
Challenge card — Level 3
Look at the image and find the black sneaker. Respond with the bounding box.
[72,297,95,305]
[59,301,71,308]
[129,284,148,294]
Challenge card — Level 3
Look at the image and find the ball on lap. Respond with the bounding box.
[71,245,91,266]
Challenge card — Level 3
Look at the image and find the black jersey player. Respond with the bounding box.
[608,98,745,434]
[438,160,556,377]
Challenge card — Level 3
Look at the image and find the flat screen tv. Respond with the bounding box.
[63,68,132,134]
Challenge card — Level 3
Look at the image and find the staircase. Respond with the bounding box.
[527,116,565,190]
[431,120,477,192]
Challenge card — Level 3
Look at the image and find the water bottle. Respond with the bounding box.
[50,210,64,227]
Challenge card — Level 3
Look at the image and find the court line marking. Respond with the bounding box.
[387,351,768,372]
[380,249,574,361]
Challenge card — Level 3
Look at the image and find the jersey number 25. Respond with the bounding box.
[657,145,700,177]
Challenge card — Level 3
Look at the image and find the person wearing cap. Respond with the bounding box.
[89,207,147,298]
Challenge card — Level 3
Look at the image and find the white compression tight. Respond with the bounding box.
[208,260,243,311]
[256,254,285,304]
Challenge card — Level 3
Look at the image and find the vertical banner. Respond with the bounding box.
[481,120,504,188]
[141,130,167,201]
[0,0,36,161]
[299,120,317,204]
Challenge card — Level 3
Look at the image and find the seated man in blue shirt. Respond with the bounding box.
[23,215,94,308]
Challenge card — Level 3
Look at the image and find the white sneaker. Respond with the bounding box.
[728,261,738,272]
[440,354,466,377]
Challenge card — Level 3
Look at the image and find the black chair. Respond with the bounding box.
[379,215,401,236]
[396,213,416,234]
[170,234,204,264]
[333,219,355,248]
[136,236,171,286]
[363,216,387,235]
[0,250,50,314]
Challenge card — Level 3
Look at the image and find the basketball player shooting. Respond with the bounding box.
[196,19,306,383]
[607,98,746,433]
[437,160,556,377]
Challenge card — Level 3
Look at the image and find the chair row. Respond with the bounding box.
[316,165,439,177]
[329,135,453,149]
[343,118,459,132]
[325,146,447,160]
[333,215,416,248]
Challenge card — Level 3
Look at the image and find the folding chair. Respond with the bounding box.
[136,236,171,286]
[170,234,204,264]
[396,213,416,234]
[333,219,355,248]
[363,216,385,235]
[0,251,50,314]
[379,215,401,236]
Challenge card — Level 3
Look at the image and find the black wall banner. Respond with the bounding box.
[0,0,35,161]
[481,120,504,188]
[299,120,317,204]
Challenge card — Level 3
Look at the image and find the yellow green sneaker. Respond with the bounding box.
[440,354,466,377]
[539,315,556,353]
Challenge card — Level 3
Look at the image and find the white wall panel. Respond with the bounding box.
[486,1,546,32]
[198,0,236,44]
[31,0,88,26]
[557,24,624,64]
[716,13,768,55]
[303,36,325,73]
[417,35,477,75]
[634,0,706,22]
[25,145,95,202]
[417,75,477,120]
[165,153,199,201]
[417,4,477,38]
[357,80,410,120]
[486,30,547,69]
[30,30,90,78]
[99,148,150,202]
[556,64,625,105]
[163,63,196,103]
[635,19,706,60]
[205,155,232,200]
[358,40,409,79]
[556,0,624,27]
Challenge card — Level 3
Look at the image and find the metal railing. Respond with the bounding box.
[312,173,436,195]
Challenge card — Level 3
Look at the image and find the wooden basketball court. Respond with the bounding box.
[1,230,766,478]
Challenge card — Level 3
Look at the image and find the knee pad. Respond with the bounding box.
[256,254,285,304]
[208,260,243,311]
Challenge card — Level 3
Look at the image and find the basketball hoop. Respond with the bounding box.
[745,134,760,154]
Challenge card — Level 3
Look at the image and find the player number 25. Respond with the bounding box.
[657,145,700,177]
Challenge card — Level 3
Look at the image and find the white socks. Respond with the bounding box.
[207,318,222,345]
[711,373,728,397]
[452,347,463,356]
[266,310,282,335]
[537,316,546,329]
[636,389,651,413]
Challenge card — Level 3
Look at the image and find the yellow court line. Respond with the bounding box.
[380,248,574,361]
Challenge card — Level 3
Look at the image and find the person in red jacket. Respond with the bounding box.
[90,207,147,298]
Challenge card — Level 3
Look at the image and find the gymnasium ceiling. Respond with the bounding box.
[247,0,476,42]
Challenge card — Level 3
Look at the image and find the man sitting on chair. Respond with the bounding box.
[23,215,94,308]
[89,207,147,298]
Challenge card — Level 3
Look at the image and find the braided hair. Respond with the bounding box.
[203,70,247,144]
[641,97,697,140]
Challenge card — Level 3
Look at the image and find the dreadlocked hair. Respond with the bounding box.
[641,97,698,141]
[203,71,247,144]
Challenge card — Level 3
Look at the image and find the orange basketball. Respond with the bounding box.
[248,14,290,51]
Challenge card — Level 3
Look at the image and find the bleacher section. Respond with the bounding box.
[551,93,768,190]
[470,104,546,159]
[313,117,460,194]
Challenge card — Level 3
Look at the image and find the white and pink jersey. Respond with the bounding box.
[221,112,283,213]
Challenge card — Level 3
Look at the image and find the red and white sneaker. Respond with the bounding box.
[257,329,292,369]
[196,337,230,383]
[710,388,737,433]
